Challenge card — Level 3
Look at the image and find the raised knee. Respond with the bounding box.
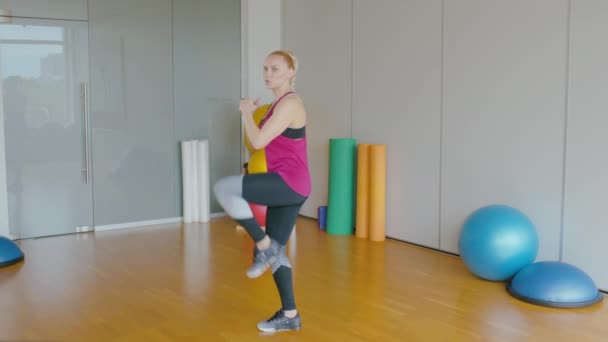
[213,177,227,197]
[214,175,236,197]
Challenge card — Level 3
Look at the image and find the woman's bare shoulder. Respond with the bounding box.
[276,94,305,113]
[273,94,306,127]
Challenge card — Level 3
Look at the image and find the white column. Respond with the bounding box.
[240,0,283,164]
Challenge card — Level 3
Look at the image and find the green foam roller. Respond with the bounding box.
[326,138,357,235]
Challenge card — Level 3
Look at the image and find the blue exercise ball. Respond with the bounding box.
[0,236,24,268]
[459,204,538,281]
[507,261,603,308]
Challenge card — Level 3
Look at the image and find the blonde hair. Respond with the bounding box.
[268,50,298,87]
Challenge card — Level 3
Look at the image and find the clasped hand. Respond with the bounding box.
[240,97,261,117]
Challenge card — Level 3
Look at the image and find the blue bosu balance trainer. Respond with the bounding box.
[0,236,24,268]
[507,261,603,308]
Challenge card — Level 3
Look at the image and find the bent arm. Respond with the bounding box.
[244,99,296,150]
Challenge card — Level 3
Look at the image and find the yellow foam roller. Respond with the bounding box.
[356,144,370,239]
[244,104,271,154]
[369,144,387,242]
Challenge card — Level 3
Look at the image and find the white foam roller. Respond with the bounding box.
[181,139,211,223]
[181,140,194,223]
[197,140,210,222]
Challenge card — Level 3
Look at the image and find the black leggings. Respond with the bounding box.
[214,172,307,243]
[213,172,307,311]
[243,173,307,244]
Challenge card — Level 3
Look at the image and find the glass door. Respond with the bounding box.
[0,17,92,238]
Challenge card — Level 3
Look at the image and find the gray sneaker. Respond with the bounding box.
[253,244,286,261]
[247,239,281,278]
[257,310,302,333]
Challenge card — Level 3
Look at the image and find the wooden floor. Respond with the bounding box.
[1,217,607,341]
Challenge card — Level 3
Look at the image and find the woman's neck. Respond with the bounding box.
[272,84,294,100]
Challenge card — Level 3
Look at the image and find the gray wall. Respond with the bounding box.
[352,0,443,248]
[283,0,353,219]
[173,0,241,213]
[90,0,241,223]
[0,0,87,20]
[563,0,608,290]
[441,0,568,259]
[89,0,176,226]
[284,0,608,289]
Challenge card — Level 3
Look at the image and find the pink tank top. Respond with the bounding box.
[259,92,311,197]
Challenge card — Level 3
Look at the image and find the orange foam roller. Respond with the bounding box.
[356,144,370,239]
[369,144,387,242]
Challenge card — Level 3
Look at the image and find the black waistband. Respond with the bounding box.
[281,126,305,139]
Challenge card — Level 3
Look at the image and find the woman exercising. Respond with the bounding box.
[213,50,311,333]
